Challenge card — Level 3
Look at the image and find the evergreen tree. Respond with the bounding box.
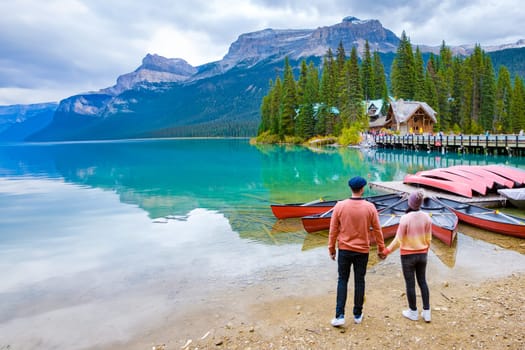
[339,47,365,130]
[361,40,374,100]
[459,45,485,133]
[319,49,337,135]
[295,61,319,139]
[270,77,283,135]
[449,56,465,130]
[372,50,389,113]
[494,66,512,132]
[424,67,439,128]
[335,41,347,78]
[413,47,426,101]
[306,61,320,104]
[297,60,309,104]
[510,76,525,132]
[435,42,454,131]
[480,55,496,131]
[391,31,415,99]
[280,57,298,138]
[258,80,273,134]
[335,41,348,111]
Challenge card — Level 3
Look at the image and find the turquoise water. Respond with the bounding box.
[0,138,524,349]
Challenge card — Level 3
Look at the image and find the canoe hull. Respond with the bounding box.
[403,174,473,198]
[301,193,404,234]
[389,198,458,246]
[301,215,331,233]
[271,193,403,219]
[271,201,337,219]
[436,197,525,239]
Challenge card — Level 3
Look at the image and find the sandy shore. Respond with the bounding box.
[106,254,525,350]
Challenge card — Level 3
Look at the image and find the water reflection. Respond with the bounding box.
[430,235,458,268]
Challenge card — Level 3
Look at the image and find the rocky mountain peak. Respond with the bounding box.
[220,17,399,70]
[100,54,198,96]
[139,54,197,75]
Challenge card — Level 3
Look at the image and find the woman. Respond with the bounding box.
[383,190,432,322]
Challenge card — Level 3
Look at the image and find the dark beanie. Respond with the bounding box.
[348,176,367,191]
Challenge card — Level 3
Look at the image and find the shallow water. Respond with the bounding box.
[0,139,524,349]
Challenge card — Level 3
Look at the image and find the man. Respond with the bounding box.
[328,176,386,327]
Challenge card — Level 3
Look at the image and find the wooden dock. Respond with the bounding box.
[374,134,525,156]
[370,181,507,208]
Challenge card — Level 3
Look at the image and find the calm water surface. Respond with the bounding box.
[0,139,524,349]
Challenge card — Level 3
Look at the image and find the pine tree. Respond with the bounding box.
[510,76,525,132]
[334,41,347,111]
[339,47,364,130]
[480,55,496,132]
[258,80,273,134]
[459,45,486,133]
[494,66,512,132]
[295,61,319,139]
[319,49,337,135]
[297,60,309,104]
[391,31,415,100]
[304,61,320,136]
[449,57,465,130]
[372,51,389,113]
[280,57,297,138]
[361,40,374,100]
[413,47,426,101]
[270,77,283,135]
[435,42,454,131]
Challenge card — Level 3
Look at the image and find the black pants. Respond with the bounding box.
[401,253,430,311]
[335,249,369,317]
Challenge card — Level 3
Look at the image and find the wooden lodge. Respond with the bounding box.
[369,99,437,134]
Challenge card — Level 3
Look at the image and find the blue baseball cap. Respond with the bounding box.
[348,176,367,190]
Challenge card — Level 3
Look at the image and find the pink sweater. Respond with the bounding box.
[385,211,432,255]
[328,198,385,254]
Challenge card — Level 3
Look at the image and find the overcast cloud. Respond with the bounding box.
[1,0,523,105]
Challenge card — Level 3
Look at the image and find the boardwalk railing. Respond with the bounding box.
[374,134,525,155]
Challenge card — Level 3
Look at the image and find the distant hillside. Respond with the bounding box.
[0,103,58,141]
[488,47,525,79]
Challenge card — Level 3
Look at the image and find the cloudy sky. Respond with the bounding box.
[1,0,524,106]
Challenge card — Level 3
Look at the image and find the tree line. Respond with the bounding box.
[256,31,525,144]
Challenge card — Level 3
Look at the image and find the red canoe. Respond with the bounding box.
[441,168,495,190]
[450,166,514,188]
[403,174,473,198]
[380,197,458,246]
[271,199,339,219]
[483,165,525,186]
[271,193,403,219]
[436,197,525,238]
[417,169,487,195]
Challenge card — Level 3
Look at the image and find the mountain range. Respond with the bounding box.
[1,16,525,141]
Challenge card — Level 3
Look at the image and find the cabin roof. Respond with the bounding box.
[390,99,437,123]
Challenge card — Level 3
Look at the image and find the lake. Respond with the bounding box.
[1,138,524,349]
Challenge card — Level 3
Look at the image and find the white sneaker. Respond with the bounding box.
[354,314,363,324]
[421,309,431,323]
[331,315,345,327]
[402,309,419,321]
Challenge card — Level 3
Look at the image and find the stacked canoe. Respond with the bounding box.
[403,165,525,198]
